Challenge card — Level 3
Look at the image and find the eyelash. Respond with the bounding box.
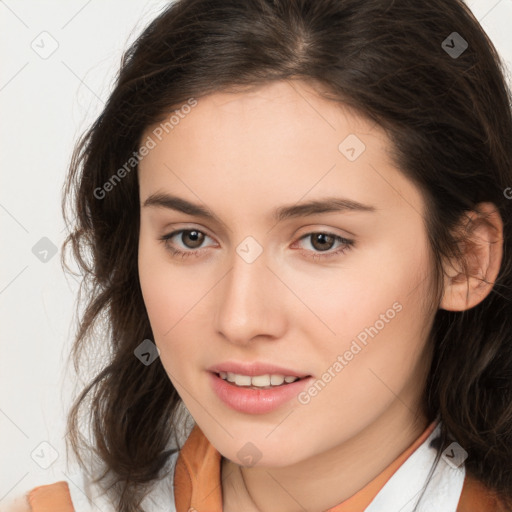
[159,229,354,261]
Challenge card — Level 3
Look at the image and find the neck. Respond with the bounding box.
[222,399,431,512]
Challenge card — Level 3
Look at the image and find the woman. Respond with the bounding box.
[23,0,512,510]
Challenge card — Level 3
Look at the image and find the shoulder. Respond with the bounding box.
[11,451,181,512]
[7,481,76,512]
[456,473,510,512]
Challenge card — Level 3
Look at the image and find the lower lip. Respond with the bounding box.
[208,371,313,414]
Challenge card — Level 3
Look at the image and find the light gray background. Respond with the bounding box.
[1,1,511,510]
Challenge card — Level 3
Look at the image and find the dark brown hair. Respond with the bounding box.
[62,0,512,510]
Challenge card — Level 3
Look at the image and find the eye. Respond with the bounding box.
[159,229,216,259]
[293,232,354,261]
[159,229,354,261]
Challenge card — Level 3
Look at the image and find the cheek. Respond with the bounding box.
[283,245,416,351]
[138,254,188,386]
[138,226,199,334]
[329,229,431,337]
[299,233,433,387]
[138,235,172,336]
[138,230,193,360]
[292,278,432,449]
[138,232,215,379]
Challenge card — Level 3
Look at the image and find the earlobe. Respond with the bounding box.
[439,202,503,312]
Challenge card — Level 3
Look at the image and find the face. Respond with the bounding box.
[138,80,436,467]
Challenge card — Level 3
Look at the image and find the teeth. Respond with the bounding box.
[270,375,285,385]
[251,374,271,386]
[234,374,252,386]
[219,372,301,387]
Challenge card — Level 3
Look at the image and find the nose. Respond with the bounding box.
[214,246,287,346]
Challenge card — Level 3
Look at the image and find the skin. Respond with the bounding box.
[137,79,503,512]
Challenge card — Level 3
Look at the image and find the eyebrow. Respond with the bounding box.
[142,192,376,222]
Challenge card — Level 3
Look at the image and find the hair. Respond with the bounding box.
[61,0,512,510]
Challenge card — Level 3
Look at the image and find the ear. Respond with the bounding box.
[440,202,503,312]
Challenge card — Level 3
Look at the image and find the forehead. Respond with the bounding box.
[162,80,374,140]
[140,80,382,176]
[138,80,425,223]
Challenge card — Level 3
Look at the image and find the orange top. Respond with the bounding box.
[26,421,508,512]
[26,481,75,512]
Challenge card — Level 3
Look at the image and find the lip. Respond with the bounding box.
[206,361,310,378]
[208,371,313,414]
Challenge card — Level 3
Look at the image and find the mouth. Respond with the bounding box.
[208,370,314,414]
[213,371,310,390]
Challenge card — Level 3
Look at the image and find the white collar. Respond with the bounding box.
[365,422,465,512]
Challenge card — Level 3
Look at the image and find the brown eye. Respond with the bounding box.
[294,232,354,261]
[180,230,204,249]
[159,229,213,258]
[309,233,336,251]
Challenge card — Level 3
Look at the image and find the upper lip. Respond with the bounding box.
[207,361,311,378]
